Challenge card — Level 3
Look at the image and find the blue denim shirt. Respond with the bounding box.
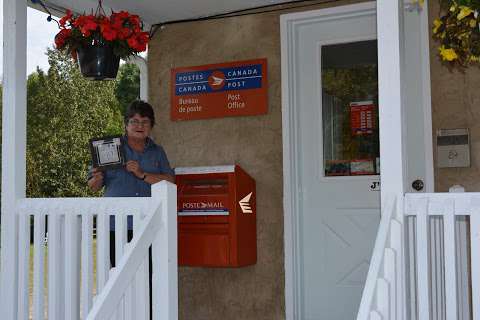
[89,136,174,229]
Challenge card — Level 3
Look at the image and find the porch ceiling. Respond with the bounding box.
[41,0,309,26]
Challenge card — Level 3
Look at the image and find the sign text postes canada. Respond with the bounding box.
[171,59,268,121]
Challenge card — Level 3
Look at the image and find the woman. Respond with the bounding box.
[88,100,174,319]
[88,100,175,195]
[88,100,175,265]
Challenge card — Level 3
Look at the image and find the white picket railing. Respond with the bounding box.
[404,192,480,320]
[356,195,405,320]
[13,181,177,320]
[358,192,480,320]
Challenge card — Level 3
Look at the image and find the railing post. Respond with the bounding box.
[151,181,178,320]
[0,1,27,319]
[470,208,480,319]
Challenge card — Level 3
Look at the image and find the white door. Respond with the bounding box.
[291,3,379,319]
[281,1,434,320]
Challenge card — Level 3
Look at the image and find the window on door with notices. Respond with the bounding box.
[322,40,380,177]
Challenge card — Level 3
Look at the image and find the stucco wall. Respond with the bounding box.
[148,9,285,320]
[148,1,360,319]
[429,1,480,192]
[148,0,480,317]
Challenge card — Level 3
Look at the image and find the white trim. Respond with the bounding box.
[0,1,27,319]
[377,0,406,200]
[419,0,434,192]
[314,35,377,183]
[128,55,149,101]
[280,3,377,319]
[175,165,235,174]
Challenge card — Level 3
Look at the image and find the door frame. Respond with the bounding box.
[280,1,434,319]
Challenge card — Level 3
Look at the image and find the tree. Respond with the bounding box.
[26,49,124,197]
[115,63,140,114]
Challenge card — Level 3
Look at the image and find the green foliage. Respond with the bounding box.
[115,63,140,114]
[26,49,124,197]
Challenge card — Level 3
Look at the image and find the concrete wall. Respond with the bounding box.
[428,0,480,192]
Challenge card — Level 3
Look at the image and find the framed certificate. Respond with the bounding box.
[89,135,126,170]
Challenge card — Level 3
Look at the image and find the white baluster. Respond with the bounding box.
[376,278,390,319]
[134,212,149,320]
[124,212,135,320]
[115,212,127,320]
[33,212,46,320]
[82,212,94,318]
[97,210,110,292]
[65,208,81,320]
[369,310,383,320]
[17,212,30,319]
[443,199,458,320]
[49,206,65,319]
[416,198,431,320]
[390,219,404,320]
[384,248,396,320]
[470,210,480,320]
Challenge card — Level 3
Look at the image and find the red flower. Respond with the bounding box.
[127,36,139,50]
[54,28,72,49]
[128,15,141,27]
[54,8,149,59]
[117,27,132,40]
[127,32,149,52]
[73,15,98,36]
[116,11,130,20]
[59,9,73,27]
[100,22,118,41]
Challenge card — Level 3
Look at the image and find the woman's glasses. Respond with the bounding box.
[128,119,151,127]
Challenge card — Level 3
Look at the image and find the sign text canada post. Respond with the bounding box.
[171,59,268,121]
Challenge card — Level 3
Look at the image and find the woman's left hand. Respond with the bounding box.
[125,160,145,179]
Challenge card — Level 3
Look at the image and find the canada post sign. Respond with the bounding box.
[171,59,268,121]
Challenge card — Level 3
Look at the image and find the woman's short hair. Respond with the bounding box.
[124,100,155,127]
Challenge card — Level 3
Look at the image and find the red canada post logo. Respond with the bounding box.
[208,71,226,90]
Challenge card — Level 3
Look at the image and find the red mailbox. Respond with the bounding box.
[175,165,256,267]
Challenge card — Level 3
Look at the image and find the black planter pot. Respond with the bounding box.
[77,44,120,80]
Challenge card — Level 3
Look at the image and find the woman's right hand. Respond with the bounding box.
[88,168,104,192]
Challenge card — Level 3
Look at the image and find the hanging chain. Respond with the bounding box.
[95,0,107,17]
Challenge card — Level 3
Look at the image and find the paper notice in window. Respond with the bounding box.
[350,101,376,136]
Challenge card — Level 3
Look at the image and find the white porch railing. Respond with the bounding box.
[358,192,480,320]
[356,195,405,320]
[11,181,177,320]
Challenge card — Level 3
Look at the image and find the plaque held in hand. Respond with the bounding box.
[89,135,126,170]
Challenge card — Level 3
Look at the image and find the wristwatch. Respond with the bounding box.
[141,173,147,180]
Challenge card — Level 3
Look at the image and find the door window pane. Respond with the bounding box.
[322,40,379,177]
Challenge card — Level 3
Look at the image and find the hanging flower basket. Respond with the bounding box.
[54,1,149,80]
[432,0,480,70]
[77,43,120,80]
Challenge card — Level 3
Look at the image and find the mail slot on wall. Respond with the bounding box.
[175,165,256,267]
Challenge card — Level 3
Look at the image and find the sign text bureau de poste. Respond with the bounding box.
[171,59,268,121]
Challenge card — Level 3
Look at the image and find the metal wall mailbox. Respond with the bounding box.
[175,165,256,267]
[437,128,470,168]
